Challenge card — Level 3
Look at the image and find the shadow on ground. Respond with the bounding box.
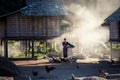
[17,60,120,80]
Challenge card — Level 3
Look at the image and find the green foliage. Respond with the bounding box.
[112,43,120,49]
[8,40,15,44]
[61,20,71,33]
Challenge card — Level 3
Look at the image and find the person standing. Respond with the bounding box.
[62,38,74,58]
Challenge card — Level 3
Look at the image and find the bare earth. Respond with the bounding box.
[13,58,120,80]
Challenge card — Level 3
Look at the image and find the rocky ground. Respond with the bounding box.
[13,58,120,80]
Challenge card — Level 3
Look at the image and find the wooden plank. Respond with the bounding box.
[7,14,19,37]
[40,17,46,36]
[31,39,34,58]
[110,42,113,61]
[27,17,33,37]
[0,20,5,38]
[110,22,119,40]
[4,40,8,58]
[47,16,60,36]
[6,13,62,38]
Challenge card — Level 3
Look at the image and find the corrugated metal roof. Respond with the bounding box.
[21,0,67,16]
[105,8,120,22]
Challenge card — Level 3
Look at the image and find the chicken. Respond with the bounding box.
[52,57,61,63]
[32,69,38,76]
[71,74,80,80]
[71,74,75,80]
[45,65,55,73]
[99,69,109,78]
[46,56,54,63]
[69,58,77,63]
[59,58,68,62]
[76,65,80,69]
[111,59,116,65]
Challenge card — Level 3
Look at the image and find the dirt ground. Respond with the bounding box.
[13,58,49,66]
[13,58,120,80]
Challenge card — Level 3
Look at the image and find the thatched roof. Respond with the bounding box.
[105,8,120,22]
[0,0,67,17]
[21,0,67,16]
[0,0,25,17]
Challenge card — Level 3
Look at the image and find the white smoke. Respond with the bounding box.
[53,0,120,56]
[8,42,21,58]
[67,5,109,48]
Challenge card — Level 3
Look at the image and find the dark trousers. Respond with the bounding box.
[63,48,67,58]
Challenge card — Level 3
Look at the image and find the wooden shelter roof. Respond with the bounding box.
[21,0,67,16]
[104,7,120,22]
[0,0,25,17]
[0,0,67,18]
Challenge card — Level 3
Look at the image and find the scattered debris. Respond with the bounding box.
[99,69,109,78]
[70,74,107,80]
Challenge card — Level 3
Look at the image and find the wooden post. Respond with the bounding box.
[0,40,2,56]
[31,39,34,59]
[45,40,47,54]
[25,40,27,58]
[4,39,8,58]
[110,42,112,61]
[4,17,8,58]
[28,40,31,58]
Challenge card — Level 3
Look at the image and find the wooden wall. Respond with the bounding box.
[6,13,61,39]
[110,22,120,41]
[0,19,5,39]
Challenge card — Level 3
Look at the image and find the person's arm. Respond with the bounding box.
[67,42,75,48]
[62,42,64,46]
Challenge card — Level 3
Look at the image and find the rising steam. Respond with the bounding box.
[53,0,120,55]
[1,0,120,58]
[67,5,109,48]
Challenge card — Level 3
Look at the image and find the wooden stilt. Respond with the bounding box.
[0,40,2,45]
[25,40,28,58]
[0,40,2,56]
[26,40,29,58]
[31,39,34,59]
[45,40,47,54]
[110,42,113,61]
[28,40,31,58]
[4,39,8,58]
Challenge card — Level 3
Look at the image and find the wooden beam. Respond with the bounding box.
[110,42,113,61]
[28,40,31,57]
[25,40,27,58]
[0,40,3,56]
[4,40,8,58]
[45,40,47,54]
[31,39,34,58]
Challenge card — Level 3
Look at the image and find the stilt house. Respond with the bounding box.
[0,0,67,58]
[102,8,120,42]
[102,7,120,61]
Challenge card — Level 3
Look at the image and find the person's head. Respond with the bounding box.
[64,38,66,41]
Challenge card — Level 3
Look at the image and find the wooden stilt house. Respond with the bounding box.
[102,7,120,61]
[0,0,67,58]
